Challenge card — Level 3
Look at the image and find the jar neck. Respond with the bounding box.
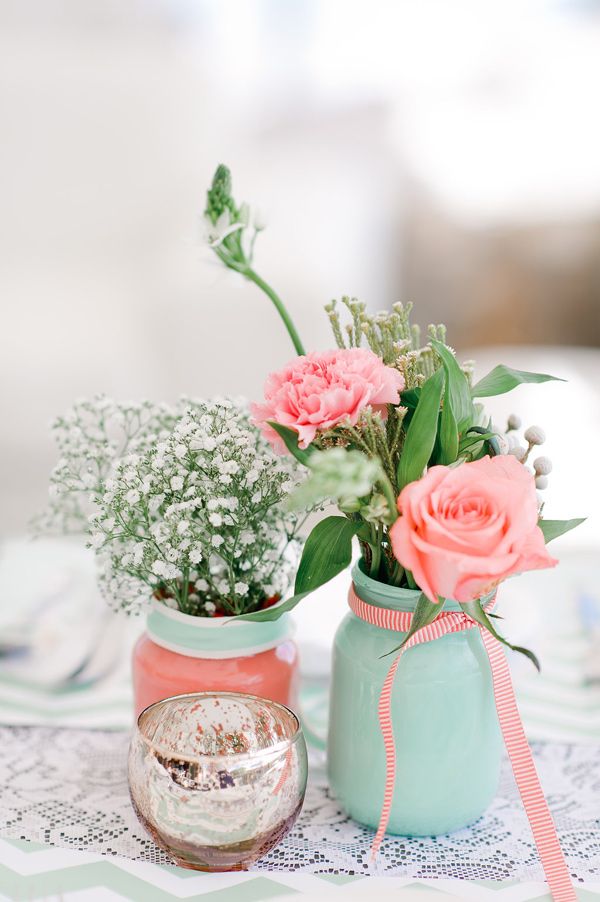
[146,601,293,659]
[352,562,464,613]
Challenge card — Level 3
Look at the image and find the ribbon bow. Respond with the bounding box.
[348,586,576,902]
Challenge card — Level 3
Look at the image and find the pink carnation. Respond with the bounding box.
[389,454,557,604]
[251,348,405,452]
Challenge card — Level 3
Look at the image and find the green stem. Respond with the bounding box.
[369,524,382,579]
[390,558,405,587]
[377,471,398,524]
[242,266,306,356]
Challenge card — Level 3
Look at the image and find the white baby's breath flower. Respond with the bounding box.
[152,560,167,577]
[141,476,153,494]
[44,396,302,617]
[148,494,165,514]
[189,545,203,564]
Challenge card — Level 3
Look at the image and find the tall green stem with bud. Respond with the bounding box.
[204,165,306,356]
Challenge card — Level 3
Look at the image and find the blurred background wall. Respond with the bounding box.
[1,0,599,537]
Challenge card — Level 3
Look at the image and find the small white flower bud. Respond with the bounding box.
[524,425,546,445]
[507,414,521,431]
[238,202,250,226]
[508,446,527,462]
[253,207,267,231]
[535,475,549,490]
[533,456,552,476]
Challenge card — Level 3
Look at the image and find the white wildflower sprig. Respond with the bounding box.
[290,448,396,526]
[35,396,178,535]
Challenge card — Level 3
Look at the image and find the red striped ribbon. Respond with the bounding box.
[348,585,576,902]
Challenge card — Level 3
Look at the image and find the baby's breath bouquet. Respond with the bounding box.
[204,165,584,661]
[42,396,302,617]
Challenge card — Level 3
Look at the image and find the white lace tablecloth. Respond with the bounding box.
[0,726,599,901]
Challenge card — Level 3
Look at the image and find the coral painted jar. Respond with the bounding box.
[132,601,298,717]
[327,563,502,836]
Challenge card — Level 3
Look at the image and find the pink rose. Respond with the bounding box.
[389,455,557,603]
[251,348,404,452]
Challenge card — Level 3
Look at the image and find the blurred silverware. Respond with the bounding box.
[60,612,123,686]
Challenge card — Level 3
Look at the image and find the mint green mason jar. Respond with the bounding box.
[327,563,502,836]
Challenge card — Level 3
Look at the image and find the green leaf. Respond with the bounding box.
[238,515,361,622]
[462,599,540,671]
[459,426,503,458]
[439,396,458,465]
[382,594,445,657]
[458,431,497,452]
[295,516,361,593]
[267,421,312,466]
[235,589,313,622]
[399,388,421,409]
[430,339,474,431]
[471,365,565,398]
[397,367,445,489]
[538,518,586,543]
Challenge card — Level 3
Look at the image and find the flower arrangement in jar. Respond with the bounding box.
[42,396,305,712]
[204,164,583,901]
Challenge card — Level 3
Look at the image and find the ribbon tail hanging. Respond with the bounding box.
[479,628,576,902]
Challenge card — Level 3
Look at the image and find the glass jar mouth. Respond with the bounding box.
[151,597,291,626]
[352,561,494,613]
[135,690,303,764]
[352,560,423,610]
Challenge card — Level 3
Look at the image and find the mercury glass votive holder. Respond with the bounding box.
[128,691,308,871]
